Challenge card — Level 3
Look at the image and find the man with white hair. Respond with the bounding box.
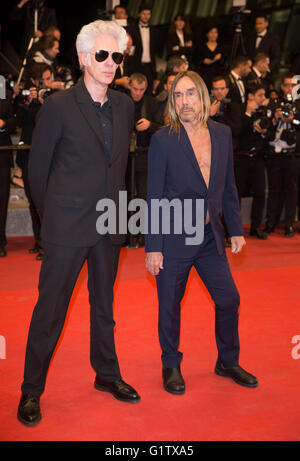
[17,20,140,427]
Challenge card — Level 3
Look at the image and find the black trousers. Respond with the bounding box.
[21,153,41,244]
[156,224,240,369]
[21,235,122,396]
[135,151,148,203]
[0,154,11,246]
[265,156,298,228]
[234,155,266,229]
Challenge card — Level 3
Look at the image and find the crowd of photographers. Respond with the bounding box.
[1,2,300,258]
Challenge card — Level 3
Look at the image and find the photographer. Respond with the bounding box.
[16,62,60,259]
[0,87,17,257]
[128,72,163,246]
[210,76,244,246]
[210,75,243,151]
[264,73,300,237]
[235,83,271,239]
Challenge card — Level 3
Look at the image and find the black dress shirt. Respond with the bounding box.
[93,99,113,157]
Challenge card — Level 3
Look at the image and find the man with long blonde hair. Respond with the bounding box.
[145,71,258,394]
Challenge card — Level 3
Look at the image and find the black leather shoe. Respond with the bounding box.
[285,226,295,237]
[94,376,141,403]
[264,224,275,234]
[29,242,40,254]
[162,366,185,395]
[17,394,41,426]
[215,361,258,388]
[36,248,44,260]
[0,245,7,257]
[250,228,268,239]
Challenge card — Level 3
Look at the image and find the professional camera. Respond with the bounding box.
[252,105,273,130]
[281,94,294,118]
[20,89,31,104]
[281,128,296,146]
[219,98,231,116]
[38,87,57,100]
[56,66,74,88]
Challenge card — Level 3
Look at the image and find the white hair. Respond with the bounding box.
[76,20,127,67]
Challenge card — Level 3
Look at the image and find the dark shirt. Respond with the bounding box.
[93,99,113,157]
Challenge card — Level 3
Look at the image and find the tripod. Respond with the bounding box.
[17,4,40,85]
[229,25,246,67]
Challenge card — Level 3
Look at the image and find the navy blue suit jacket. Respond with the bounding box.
[145,119,243,257]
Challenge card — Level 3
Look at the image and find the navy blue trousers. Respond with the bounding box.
[156,224,240,368]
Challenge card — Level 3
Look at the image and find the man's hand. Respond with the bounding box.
[115,76,130,89]
[253,122,267,134]
[146,252,164,276]
[136,118,151,131]
[231,236,246,254]
[209,99,220,117]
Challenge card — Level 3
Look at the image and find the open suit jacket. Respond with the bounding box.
[145,119,243,258]
[28,77,134,247]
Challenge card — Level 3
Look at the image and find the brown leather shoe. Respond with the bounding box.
[94,376,141,403]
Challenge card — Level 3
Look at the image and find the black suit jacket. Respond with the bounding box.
[246,31,281,72]
[228,72,247,106]
[127,23,157,75]
[166,31,194,60]
[28,78,134,247]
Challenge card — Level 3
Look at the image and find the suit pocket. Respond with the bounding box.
[52,194,84,208]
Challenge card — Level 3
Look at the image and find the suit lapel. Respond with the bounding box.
[179,124,208,193]
[207,119,218,192]
[179,121,218,193]
[74,78,106,151]
[108,88,122,163]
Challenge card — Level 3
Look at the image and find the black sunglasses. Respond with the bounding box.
[95,50,124,65]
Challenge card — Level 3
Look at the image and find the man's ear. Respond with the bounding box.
[79,52,91,68]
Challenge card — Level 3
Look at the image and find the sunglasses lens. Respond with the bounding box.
[95,50,109,62]
[112,52,124,64]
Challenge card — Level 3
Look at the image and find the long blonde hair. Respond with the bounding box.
[167,70,211,135]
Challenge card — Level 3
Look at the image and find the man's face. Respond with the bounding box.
[255,17,268,34]
[115,7,127,19]
[164,75,176,94]
[174,76,202,123]
[256,57,270,73]
[173,61,189,73]
[281,78,296,96]
[139,9,151,24]
[83,33,120,87]
[47,40,59,59]
[129,79,147,101]
[211,79,229,101]
[41,69,53,88]
[253,88,266,106]
[240,60,252,77]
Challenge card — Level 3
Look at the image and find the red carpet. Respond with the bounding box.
[1,230,300,441]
